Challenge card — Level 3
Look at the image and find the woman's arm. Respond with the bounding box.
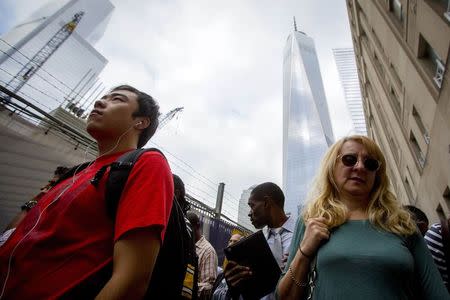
[277,217,329,300]
[277,247,312,300]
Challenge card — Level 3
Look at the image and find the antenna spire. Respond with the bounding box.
[293,16,298,31]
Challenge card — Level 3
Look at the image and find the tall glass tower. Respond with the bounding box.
[282,22,334,219]
[333,48,367,135]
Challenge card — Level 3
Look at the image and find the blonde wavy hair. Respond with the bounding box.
[302,135,416,236]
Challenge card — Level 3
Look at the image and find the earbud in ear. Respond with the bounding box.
[135,121,143,126]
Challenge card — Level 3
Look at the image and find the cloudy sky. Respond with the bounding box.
[1,0,354,221]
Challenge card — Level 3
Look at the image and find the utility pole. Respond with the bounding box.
[215,182,225,219]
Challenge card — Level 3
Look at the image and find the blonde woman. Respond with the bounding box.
[277,135,448,299]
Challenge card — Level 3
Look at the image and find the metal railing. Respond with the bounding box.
[0,85,97,155]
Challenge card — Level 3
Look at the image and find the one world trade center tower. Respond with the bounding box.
[282,20,334,219]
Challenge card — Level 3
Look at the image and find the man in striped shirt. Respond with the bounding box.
[187,211,218,299]
[425,220,449,290]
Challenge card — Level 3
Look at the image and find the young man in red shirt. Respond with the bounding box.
[0,85,174,299]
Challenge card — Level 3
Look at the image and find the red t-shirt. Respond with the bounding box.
[0,150,174,299]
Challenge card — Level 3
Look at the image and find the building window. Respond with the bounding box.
[389,62,403,89]
[363,81,370,99]
[360,29,368,50]
[373,52,387,86]
[436,203,446,220]
[444,186,450,210]
[390,0,404,22]
[388,135,400,163]
[371,29,384,56]
[418,34,446,89]
[404,176,414,202]
[446,0,450,21]
[360,28,367,38]
[409,131,426,168]
[389,86,401,114]
[412,106,430,144]
[358,2,367,20]
[427,0,450,22]
[374,52,381,72]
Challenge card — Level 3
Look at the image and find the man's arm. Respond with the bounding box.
[223,260,252,297]
[95,227,161,300]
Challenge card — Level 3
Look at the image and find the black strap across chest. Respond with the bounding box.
[56,148,165,219]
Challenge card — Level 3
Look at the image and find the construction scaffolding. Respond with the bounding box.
[1,12,85,102]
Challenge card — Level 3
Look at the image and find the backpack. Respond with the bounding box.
[59,148,199,299]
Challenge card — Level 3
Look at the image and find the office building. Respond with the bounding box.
[346,0,450,221]
[333,47,367,135]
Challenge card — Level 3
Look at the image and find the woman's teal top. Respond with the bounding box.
[283,218,449,299]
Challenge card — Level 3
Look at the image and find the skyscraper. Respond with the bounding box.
[333,48,367,135]
[283,22,334,218]
[237,185,256,231]
[0,0,114,114]
[346,0,450,221]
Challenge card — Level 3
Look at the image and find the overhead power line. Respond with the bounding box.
[0,67,64,107]
[150,140,219,187]
[0,39,104,111]
[0,47,72,99]
[149,140,243,210]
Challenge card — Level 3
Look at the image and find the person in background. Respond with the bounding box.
[277,135,448,300]
[224,182,295,300]
[211,233,243,300]
[145,173,199,299]
[404,205,429,236]
[0,166,69,247]
[425,218,450,291]
[173,174,191,214]
[187,211,218,299]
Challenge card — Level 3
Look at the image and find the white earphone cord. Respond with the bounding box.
[0,124,137,299]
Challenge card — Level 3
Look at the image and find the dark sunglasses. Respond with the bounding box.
[338,154,381,172]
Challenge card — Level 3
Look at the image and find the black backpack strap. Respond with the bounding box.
[90,165,109,187]
[104,148,166,219]
[54,162,92,185]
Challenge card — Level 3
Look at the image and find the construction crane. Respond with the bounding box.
[1,12,84,102]
[158,107,183,131]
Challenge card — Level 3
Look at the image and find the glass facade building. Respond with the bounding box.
[333,48,367,135]
[237,185,256,232]
[282,30,334,218]
[0,0,113,114]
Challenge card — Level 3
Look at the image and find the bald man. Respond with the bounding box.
[212,233,244,300]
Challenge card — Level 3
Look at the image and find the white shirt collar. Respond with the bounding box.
[263,215,295,239]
